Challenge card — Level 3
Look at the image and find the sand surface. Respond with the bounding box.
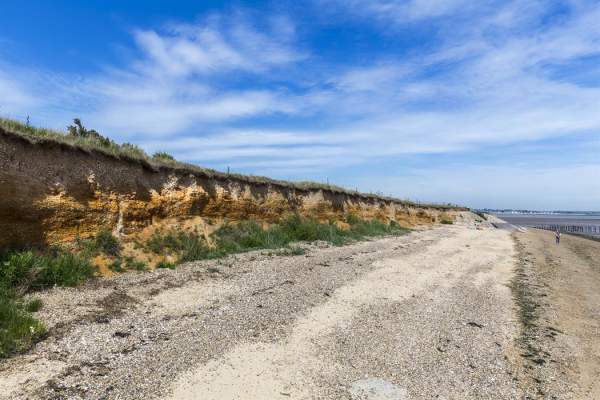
[2,215,598,399]
[512,229,600,399]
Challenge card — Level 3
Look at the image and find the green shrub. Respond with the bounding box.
[0,249,94,357]
[120,143,148,159]
[108,259,124,273]
[77,229,121,257]
[0,288,47,358]
[178,233,210,262]
[0,251,41,290]
[156,261,176,270]
[92,229,121,256]
[35,252,95,288]
[145,231,182,254]
[25,298,43,313]
[440,219,454,225]
[124,258,147,271]
[1,250,94,290]
[67,118,114,148]
[152,151,175,161]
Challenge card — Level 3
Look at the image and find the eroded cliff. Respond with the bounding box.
[0,128,461,252]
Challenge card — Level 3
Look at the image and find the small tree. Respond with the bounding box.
[67,118,113,148]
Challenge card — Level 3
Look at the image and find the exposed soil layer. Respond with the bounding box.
[0,128,460,250]
[512,229,600,399]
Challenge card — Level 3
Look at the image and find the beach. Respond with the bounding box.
[511,228,600,398]
[2,215,599,399]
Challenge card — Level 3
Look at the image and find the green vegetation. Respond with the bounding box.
[156,261,176,270]
[123,257,147,272]
[0,117,462,210]
[87,229,121,257]
[25,298,44,313]
[67,118,114,148]
[0,249,95,358]
[0,250,95,290]
[0,213,409,358]
[152,151,175,161]
[108,259,124,273]
[440,219,454,225]
[0,289,46,358]
[145,214,409,264]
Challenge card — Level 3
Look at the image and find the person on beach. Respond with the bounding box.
[555,230,561,245]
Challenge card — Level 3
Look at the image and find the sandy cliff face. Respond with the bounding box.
[0,129,459,250]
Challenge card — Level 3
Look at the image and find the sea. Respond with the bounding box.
[491,212,600,238]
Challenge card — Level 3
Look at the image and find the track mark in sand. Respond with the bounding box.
[164,227,515,399]
[349,378,408,400]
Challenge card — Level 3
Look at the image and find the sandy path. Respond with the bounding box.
[1,219,522,399]
[166,223,520,399]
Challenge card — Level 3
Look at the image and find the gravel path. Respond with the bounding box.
[1,219,523,399]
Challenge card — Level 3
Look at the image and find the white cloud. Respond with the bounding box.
[1,3,600,208]
[132,14,303,78]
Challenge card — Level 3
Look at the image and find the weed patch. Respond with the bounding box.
[156,261,176,270]
[141,214,409,265]
[78,229,120,257]
[0,289,47,358]
[0,249,95,357]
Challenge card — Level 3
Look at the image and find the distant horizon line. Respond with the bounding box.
[481,209,600,214]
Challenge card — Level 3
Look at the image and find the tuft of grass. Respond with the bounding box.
[440,219,454,225]
[156,261,176,270]
[25,298,44,313]
[152,151,175,161]
[108,259,124,273]
[0,289,47,358]
[0,249,95,358]
[93,230,121,256]
[35,252,95,288]
[1,250,95,291]
[142,214,409,265]
[124,258,147,272]
[79,229,120,257]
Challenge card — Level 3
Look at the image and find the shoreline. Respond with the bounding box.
[511,228,600,398]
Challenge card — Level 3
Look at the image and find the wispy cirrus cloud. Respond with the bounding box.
[1,10,305,135]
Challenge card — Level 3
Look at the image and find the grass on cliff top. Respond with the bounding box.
[0,117,460,210]
[145,214,410,263]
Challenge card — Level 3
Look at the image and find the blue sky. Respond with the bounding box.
[1,0,599,210]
